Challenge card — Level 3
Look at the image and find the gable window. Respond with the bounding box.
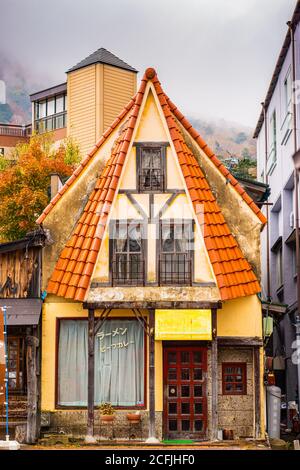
[57,319,145,407]
[159,221,193,285]
[111,221,145,286]
[222,363,247,395]
[136,144,166,192]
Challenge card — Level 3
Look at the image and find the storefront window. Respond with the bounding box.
[58,319,145,407]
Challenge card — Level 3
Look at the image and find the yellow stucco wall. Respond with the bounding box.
[41,294,262,413]
[217,294,262,338]
[41,299,164,412]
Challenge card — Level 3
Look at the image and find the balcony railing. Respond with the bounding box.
[34,111,67,134]
[0,123,32,137]
[159,253,192,286]
[111,253,192,286]
[112,255,145,286]
[138,168,165,191]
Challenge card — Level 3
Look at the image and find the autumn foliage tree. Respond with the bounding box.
[0,133,80,241]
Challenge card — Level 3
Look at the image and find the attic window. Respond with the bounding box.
[136,144,167,192]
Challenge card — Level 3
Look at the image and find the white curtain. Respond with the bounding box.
[58,319,144,407]
[58,320,88,406]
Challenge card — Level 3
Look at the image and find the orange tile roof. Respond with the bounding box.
[44,68,262,302]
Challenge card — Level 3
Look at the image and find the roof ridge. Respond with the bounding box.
[67,47,138,73]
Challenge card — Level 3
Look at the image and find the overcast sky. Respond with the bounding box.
[0,0,297,128]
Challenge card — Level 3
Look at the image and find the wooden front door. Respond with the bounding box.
[163,346,207,440]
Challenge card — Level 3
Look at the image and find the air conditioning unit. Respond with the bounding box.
[290,211,294,228]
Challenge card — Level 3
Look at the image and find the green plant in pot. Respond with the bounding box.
[98,402,115,423]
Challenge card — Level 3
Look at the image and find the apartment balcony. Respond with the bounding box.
[0,123,32,137]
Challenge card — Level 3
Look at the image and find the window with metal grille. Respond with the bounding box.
[159,221,193,285]
[222,363,247,395]
[137,145,166,192]
[111,222,145,286]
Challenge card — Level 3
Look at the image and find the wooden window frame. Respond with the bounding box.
[158,219,194,286]
[55,317,147,410]
[135,142,168,193]
[222,362,247,396]
[109,220,147,286]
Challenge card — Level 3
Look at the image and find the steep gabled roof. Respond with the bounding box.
[67,47,138,73]
[44,68,262,302]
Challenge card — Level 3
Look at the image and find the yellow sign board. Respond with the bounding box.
[155,309,212,341]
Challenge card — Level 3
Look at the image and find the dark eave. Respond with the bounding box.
[0,230,46,254]
[30,82,67,103]
[253,1,300,139]
[67,47,138,74]
[235,175,270,206]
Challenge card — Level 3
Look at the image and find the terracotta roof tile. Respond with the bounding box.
[45,67,262,302]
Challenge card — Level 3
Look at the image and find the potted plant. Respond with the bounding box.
[127,410,141,423]
[98,402,115,423]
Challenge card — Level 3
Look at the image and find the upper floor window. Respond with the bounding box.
[111,221,145,286]
[159,221,193,286]
[136,144,167,192]
[34,93,67,133]
[284,68,292,116]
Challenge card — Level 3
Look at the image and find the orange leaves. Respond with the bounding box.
[0,134,78,242]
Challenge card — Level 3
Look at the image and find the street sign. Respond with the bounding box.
[0,311,5,405]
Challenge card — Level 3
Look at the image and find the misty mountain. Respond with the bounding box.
[0,62,256,162]
[188,116,256,161]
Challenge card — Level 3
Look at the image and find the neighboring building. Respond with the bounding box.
[254,2,300,421]
[0,230,45,443]
[0,123,31,160]
[29,48,137,156]
[36,68,266,442]
[0,48,137,159]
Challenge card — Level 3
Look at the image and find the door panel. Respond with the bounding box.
[163,346,207,439]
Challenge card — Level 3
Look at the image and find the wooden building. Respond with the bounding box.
[37,68,267,442]
[0,230,45,442]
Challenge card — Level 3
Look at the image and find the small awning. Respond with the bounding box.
[0,299,42,325]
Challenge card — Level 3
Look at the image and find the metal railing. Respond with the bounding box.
[138,168,164,191]
[34,111,67,134]
[112,255,145,286]
[0,123,32,137]
[159,253,192,286]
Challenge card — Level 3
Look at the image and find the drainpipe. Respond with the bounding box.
[262,101,271,302]
[288,19,300,416]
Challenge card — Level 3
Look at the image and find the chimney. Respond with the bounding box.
[50,173,63,199]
